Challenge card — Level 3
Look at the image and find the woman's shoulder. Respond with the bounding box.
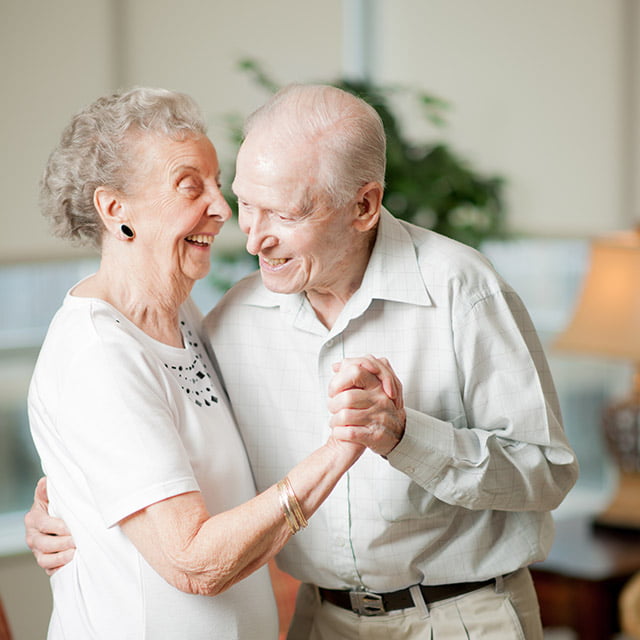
[33,296,176,411]
[41,295,149,371]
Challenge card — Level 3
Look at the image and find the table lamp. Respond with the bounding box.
[553,227,640,530]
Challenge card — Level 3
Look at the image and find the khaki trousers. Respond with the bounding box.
[287,568,543,640]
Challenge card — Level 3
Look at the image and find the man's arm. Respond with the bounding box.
[24,478,76,575]
[327,294,579,514]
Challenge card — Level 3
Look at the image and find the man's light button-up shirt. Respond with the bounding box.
[205,208,578,591]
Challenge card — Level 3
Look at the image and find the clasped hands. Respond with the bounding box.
[328,355,406,457]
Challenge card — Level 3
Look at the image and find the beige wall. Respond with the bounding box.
[0,0,344,262]
[3,0,639,262]
[0,0,116,263]
[379,0,636,236]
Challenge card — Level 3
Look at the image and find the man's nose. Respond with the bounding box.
[239,210,276,255]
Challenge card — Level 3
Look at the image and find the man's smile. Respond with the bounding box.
[261,256,288,267]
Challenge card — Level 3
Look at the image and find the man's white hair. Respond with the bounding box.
[243,84,386,208]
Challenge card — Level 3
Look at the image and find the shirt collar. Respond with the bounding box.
[238,207,433,324]
[358,207,432,307]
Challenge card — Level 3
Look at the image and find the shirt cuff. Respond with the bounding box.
[386,407,454,486]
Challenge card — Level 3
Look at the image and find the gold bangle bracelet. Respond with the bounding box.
[277,477,307,535]
[282,476,308,529]
[277,479,300,535]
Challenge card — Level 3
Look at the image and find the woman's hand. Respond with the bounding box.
[24,477,76,576]
[328,355,406,457]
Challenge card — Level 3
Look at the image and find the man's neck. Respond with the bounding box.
[305,230,377,330]
[305,290,352,330]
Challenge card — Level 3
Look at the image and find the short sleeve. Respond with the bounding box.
[56,329,198,527]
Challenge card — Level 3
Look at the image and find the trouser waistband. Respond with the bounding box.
[318,578,496,616]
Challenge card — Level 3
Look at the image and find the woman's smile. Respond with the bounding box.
[185,233,214,247]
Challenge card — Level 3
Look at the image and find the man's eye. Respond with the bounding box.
[178,178,202,195]
[275,211,301,223]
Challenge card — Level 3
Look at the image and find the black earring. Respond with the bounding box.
[120,223,135,239]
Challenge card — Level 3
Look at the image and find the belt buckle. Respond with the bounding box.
[349,590,386,616]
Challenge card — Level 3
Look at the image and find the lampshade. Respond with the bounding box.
[555,228,640,530]
[553,228,640,363]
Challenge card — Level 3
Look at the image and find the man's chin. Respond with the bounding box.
[259,272,303,295]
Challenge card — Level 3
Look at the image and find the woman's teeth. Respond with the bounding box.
[263,257,287,266]
[186,234,212,246]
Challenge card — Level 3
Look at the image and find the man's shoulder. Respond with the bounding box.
[399,219,497,281]
[381,218,509,311]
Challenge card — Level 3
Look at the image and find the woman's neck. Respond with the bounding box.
[74,252,191,348]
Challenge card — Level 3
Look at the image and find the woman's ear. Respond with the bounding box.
[353,182,383,232]
[94,186,125,237]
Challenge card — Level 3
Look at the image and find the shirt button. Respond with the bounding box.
[325,338,334,347]
[335,536,345,547]
[407,466,416,474]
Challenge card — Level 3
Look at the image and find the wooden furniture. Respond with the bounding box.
[269,560,300,640]
[620,571,640,639]
[0,595,12,640]
[531,516,640,639]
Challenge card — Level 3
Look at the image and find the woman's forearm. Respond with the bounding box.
[121,439,362,596]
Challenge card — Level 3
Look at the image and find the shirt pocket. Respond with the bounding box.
[375,465,441,522]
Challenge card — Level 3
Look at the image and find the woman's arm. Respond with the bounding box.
[121,438,361,596]
[25,356,399,591]
[25,440,362,594]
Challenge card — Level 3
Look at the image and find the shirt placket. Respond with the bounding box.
[318,331,365,588]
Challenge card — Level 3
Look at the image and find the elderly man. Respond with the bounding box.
[203,84,578,639]
[27,84,578,639]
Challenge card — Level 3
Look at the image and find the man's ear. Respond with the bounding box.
[353,182,383,232]
[94,186,125,236]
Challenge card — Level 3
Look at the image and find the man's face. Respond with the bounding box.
[232,133,361,300]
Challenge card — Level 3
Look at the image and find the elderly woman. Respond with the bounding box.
[28,88,394,639]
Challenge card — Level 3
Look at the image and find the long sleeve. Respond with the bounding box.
[388,288,578,512]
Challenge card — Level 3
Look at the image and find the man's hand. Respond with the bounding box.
[24,477,75,575]
[328,355,406,456]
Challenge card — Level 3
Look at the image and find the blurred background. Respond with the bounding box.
[1,1,638,637]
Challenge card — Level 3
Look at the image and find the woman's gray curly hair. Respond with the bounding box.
[40,87,207,248]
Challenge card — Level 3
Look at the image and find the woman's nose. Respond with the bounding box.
[207,191,232,222]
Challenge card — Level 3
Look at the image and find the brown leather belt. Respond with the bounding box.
[318,579,495,616]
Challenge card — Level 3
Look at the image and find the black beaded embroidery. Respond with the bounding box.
[163,321,218,408]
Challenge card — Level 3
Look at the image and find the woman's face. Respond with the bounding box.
[122,133,231,286]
